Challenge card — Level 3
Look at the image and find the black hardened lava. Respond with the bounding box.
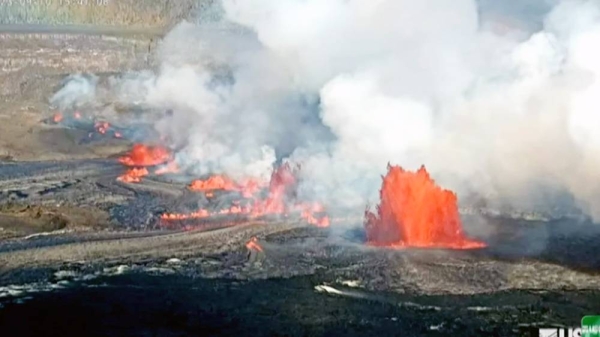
[0,273,599,337]
[0,159,172,229]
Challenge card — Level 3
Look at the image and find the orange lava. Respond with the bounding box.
[91,120,123,139]
[189,175,237,192]
[246,237,264,252]
[52,111,86,124]
[117,167,149,183]
[161,163,330,227]
[94,121,110,135]
[118,144,171,167]
[188,175,266,198]
[301,203,330,227]
[238,179,264,198]
[53,113,63,123]
[253,163,298,215]
[364,165,485,249]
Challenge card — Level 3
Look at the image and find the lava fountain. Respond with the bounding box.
[116,143,175,182]
[364,164,485,249]
[161,163,330,228]
[118,143,171,167]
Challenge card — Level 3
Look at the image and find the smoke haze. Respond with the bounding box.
[52,0,600,220]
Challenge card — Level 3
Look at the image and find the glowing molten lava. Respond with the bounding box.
[364,165,485,249]
[53,113,63,123]
[94,121,110,135]
[188,175,265,198]
[189,175,237,192]
[88,121,125,139]
[246,237,263,252]
[116,144,174,184]
[118,144,171,167]
[161,163,330,227]
[117,167,149,183]
[301,203,331,228]
[257,163,298,214]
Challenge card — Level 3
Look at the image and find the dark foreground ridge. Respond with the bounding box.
[1,273,599,337]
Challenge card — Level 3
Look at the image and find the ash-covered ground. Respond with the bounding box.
[0,29,599,337]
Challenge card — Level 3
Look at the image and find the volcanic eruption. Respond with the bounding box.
[364,164,485,249]
[116,143,177,182]
[161,162,330,228]
[118,143,171,167]
[117,167,149,183]
[189,175,264,198]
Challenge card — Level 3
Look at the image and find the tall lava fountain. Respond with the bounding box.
[365,165,485,249]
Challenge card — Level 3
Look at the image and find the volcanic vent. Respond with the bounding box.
[365,165,485,249]
[160,162,330,228]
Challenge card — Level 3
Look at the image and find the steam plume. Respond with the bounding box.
[54,0,600,221]
[50,74,98,111]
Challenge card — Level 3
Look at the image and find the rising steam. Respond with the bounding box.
[53,0,600,220]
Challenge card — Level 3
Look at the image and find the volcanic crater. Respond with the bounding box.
[0,28,599,337]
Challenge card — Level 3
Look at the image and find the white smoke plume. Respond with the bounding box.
[218,0,600,219]
[50,74,98,111]
[53,0,600,220]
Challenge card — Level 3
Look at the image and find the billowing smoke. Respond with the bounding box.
[52,0,600,220]
[50,74,98,111]
[217,0,600,218]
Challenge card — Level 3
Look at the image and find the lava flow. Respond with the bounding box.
[91,121,123,139]
[246,237,263,252]
[364,165,485,249]
[189,175,265,198]
[301,203,331,228]
[118,143,171,167]
[189,175,237,192]
[94,121,110,134]
[117,167,149,183]
[50,111,124,141]
[161,163,330,227]
[51,111,85,124]
[116,144,173,182]
[52,111,82,123]
[257,162,298,214]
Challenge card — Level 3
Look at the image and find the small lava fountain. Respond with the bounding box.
[161,163,330,228]
[118,143,172,167]
[116,143,178,182]
[364,164,486,249]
